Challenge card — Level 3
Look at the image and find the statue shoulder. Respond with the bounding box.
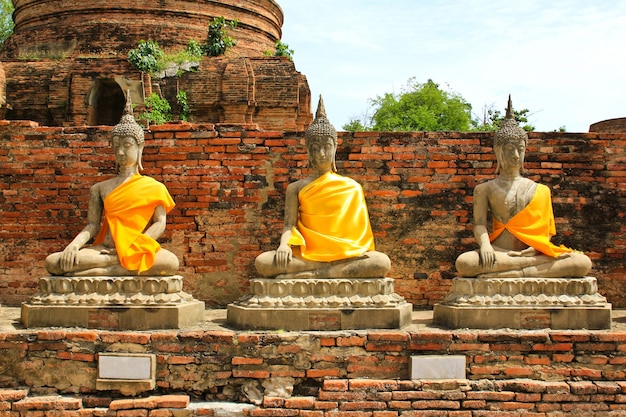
[473,180,494,195]
[342,174,362,188]
[94,177,123,196]
[89,178,114,197]
[520,178,539,197]
[287,178,311,192]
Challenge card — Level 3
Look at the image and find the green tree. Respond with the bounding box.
[342,118,370,132]
[0,0,14,49]
[367,78,475,132]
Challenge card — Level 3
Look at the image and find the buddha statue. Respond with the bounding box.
[254,96,391,279]
[455,97,592,278]
[45,95,179,277]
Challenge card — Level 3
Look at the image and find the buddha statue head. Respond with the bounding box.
[111,92,145,172]
[305,95,338,172]
[493,96,528,174]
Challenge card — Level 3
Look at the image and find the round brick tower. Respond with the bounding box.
[0,0,311,130]
[2,0,283,58]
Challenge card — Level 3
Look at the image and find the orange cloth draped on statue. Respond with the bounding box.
[288,172,375,262]
[93,174,175,272]
[489,183,572,257]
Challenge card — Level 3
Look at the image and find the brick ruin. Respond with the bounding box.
[590,117,626,133]
[0,0,312,130]
[1,2,626,413]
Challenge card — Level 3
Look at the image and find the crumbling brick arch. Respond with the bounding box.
[86,78,126,126]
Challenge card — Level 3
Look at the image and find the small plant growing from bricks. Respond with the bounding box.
[264,40,294,61]
[127,40,164,74]
[176,90,190,121]
[140,93,172,126]
[203,16,238,57]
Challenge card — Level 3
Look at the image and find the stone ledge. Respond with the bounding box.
[433,304,612,330]
[21,300,206,330]
[227,303,413,331]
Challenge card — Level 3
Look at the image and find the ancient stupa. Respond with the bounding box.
[0,0,311,130]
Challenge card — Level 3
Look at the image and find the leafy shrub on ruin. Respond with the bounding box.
[264,40,294,61]
[204,16,238,57]
[127,40,164,73]
[139,93,172,125]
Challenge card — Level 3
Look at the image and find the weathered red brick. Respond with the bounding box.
[154,395,189,409]
[262,398,284,408]
[232,357,264,365]
[323,380,349,392]
[12,397,82,411]
[0,390,28,402]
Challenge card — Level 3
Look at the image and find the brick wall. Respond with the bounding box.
[0,122,625,308]
[2,326,626,414]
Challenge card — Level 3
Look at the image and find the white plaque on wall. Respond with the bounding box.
[98,353,155,380]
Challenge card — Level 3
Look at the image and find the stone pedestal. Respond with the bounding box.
[21,275,205,330]
[433,276,612,330]
[227,277,412,331]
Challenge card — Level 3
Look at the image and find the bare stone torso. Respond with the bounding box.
[480,177,537,252]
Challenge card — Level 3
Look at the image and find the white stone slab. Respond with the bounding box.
[98,353,154,380]
[410,355,466,380]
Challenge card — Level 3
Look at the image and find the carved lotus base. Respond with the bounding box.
[21,276,205,330]
[30,275,194,305]
[439,276,608,307]
[433,276,612,330]
[227,278,412,330]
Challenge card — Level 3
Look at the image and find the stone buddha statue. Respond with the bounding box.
[455,97,592,278]
[254,96,391,279]
[45,96,179,277]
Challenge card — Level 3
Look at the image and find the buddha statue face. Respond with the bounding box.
[307,135,336,172]
[495,138,526,173]
[112,134,143,172]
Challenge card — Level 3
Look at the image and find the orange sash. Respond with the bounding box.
[94,174,175,272]
[288,172,375,262]
[490,183,572,257]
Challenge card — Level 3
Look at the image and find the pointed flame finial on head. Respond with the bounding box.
[495,95,526,146]
[316,94,328,120]
[305,94,337,142]
[505,94,514,120]
[123,89,134,118]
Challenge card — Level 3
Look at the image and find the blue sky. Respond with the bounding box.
[278,1,626,132]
